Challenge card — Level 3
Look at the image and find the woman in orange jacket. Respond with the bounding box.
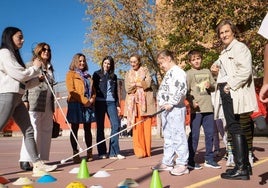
[66,53,96,163]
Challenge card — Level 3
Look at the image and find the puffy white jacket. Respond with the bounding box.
[0,48,40,94]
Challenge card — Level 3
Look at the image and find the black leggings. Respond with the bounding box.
[70,123,92,151]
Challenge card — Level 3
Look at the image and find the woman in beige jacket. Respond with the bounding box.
[211,20,257,180]
[124,54,156,158]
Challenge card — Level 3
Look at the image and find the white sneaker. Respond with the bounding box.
[109,154,126,160]
[151,163,173,171]
[170,165,189,176]
[33,161,57,174]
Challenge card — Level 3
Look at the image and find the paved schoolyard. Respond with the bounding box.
[1,135,268,188]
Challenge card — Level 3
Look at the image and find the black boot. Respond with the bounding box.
[86,149,93,162]
[73,150,81,164]
[225,164,252,176]
[20,161,33,171]
[221,134,250,180]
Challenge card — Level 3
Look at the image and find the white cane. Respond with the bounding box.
[41,70,83,152]
[60,109,165,164]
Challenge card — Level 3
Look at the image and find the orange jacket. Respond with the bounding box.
[66,71,96,105]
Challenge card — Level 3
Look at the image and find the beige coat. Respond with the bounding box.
[213,39,257,119]
[124,66,156,116]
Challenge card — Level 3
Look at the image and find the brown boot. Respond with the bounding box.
[86,149,93,162]
[73,150,81,164]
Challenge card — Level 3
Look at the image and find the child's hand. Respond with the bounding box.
[205,81,210,89]
[161,104,173,111]
[193,102,199,108]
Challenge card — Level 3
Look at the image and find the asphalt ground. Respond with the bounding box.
[1,135,268,188]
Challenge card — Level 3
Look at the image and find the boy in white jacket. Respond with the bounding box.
[152,49,189,176]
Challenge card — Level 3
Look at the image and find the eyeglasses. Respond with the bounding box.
[41,47,51,53]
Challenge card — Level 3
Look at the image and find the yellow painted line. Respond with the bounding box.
[185,157,268,188]
[104,168,114,171]
[252,157,268,166]
[16,171,62,176]
[126,167,139,170]
[184,175,221,188]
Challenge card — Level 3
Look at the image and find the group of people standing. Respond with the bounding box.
[66,54,126,162]
[152,16,268,181]
[0,13,267,182]
[66,52,157,163]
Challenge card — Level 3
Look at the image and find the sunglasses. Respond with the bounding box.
[41,47,51,52]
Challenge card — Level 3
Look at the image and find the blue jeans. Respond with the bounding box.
[188,112,214,163]
[95,101,120,156]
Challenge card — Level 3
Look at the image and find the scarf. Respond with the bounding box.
[126,67,147,127]
[75,69,91,98]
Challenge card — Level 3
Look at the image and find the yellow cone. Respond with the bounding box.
[66,181,86,188]
[77,158,90,179]
[150,170,163,188]
[22,185,34,188]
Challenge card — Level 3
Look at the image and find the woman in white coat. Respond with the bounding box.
[211,20,257,180]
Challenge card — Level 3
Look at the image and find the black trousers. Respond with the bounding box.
[218,83,242,135]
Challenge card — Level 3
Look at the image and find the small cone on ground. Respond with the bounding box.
[12,177,33,186]
[93,170,111,178]
[0,177,9,184]
[77,158,90,179]
[66,181,86,188]
[117,178,139,187]
[36,174,57,183]
[150,170,163,188]
[69,167,80,174]
[22,185,34,188]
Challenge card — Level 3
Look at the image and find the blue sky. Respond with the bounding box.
[0,0,99,82]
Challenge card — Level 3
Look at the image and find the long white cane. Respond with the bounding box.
[60,109,164,164]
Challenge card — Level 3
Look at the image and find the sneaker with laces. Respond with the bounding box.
[204,160,221,169]
[188,163,203,170]
[109,154,126,160]
[32,160,57,175]
[151,163,173,171]
[170,165,189,176]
